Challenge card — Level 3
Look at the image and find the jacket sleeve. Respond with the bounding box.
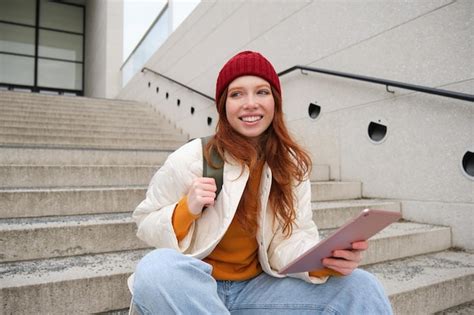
[132,138,202,252]
[267,178,329,284]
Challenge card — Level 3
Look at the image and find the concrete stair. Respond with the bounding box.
[0,186,146,218]
[0,91,472,314]
[366,250,474,315]
[311,181,362,201]
[0,213,148,262]
[0,125,182,138]
[0,133,184,150]
[435,301,474,314]
[0,146,172,165]
[0,165,160,188]
[0,91,185,150]
[0,250,148,314]
[0,118,173,131]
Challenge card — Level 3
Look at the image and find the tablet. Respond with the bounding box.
[278,209,401,274]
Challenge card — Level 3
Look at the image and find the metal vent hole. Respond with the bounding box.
[308,103,321,119]
[368,121,387,142]
[462,151,474,179]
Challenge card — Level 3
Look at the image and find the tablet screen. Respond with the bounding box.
[278,209,401,274]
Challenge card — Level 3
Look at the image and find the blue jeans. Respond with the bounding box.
[132,248,393,314]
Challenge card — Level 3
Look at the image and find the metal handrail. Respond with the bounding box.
[141,67,214,101]
[142,65,474,103]
[279,65,474,102]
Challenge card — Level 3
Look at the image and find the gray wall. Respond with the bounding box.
[84,0,123,98]
[117,0,473,249]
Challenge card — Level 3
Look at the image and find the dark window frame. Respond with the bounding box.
[0,0,85,95]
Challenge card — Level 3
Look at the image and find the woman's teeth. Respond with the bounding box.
[241,116,262,122]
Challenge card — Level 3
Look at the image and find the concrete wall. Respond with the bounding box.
[117,0,473,249]
[84,0,123,98]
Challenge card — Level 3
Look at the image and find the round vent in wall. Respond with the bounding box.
[461,151,474,180]
[368,119,388,144]
[308,102,321,120]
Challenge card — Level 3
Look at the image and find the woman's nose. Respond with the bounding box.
[243,95,258,108]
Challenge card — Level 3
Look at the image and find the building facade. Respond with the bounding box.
[1,0,85,95]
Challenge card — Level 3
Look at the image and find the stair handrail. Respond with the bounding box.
[142,65,474,103]
[141,67,214,101]
[279,65,474,102]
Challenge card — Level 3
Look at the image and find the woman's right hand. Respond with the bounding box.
[187,177,217,215]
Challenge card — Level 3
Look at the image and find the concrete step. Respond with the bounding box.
[0,95,144,110]
[0,133,185,150]
[0,110,170,126]
[312,199,401,229]
[0,118,177,134]
[0,125,181,139]
[310,165,330,181]
[0,249,147,314]
[0,182,368,219]
[0,210,449,264]
[0,118,177,133]
[0,213,150,263]
[2,249,472,314]
[320,221,451,266]
[0,146,173,165]
[0,186,146,218]
[0,101,159,117]
[364,250,474,314]
[311,181,361,201]
[0,91,145,110]
[0,99,157,115]
[435,300,474,315]
[0,116,176,130]
[0,165,160,188]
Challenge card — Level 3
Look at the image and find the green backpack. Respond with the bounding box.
[201,136,224,197]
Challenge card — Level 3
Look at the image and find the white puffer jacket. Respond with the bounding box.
[133,138,327,284]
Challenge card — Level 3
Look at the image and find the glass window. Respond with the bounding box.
[122,7,170,86]
[0,0,36,26]
[39,0,84,34]
[0,23,35,55]
[123,0,167,60]
[0,54,35,85]
[39,30,83,62]
[38,59,82,90]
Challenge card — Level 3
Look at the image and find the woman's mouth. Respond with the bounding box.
[240,115,263,122]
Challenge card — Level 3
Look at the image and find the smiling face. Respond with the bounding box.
[225,75,275,142]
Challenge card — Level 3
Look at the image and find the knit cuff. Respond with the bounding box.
[172,196,200,241]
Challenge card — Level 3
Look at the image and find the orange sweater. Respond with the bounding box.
[173,161,264,280]
[172,163,340,281]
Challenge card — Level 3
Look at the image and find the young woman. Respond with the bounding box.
[131,51,393,314]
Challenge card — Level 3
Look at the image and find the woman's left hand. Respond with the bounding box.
[322,241,369,276]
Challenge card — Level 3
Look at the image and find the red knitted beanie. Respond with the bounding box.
[215,51,281,103]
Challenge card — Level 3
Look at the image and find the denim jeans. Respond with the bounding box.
[132,248,393,314]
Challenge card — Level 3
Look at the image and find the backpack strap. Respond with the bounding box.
[201,136,224,197]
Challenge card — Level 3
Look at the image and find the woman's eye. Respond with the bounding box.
[229,91,242,98]
[257,89,271,95]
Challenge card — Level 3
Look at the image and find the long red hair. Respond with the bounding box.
[204,87,312,236]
